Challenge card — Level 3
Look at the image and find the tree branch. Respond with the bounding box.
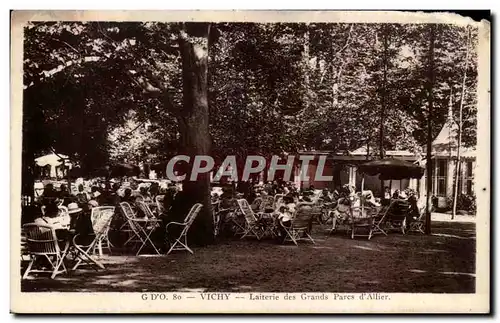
[319,24,355,85]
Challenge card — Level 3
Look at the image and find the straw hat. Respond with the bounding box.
[67,202,83,214]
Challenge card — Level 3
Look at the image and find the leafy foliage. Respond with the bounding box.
[23,22,479,170]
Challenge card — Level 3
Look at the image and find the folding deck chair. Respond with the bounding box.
[280,202,316,245]
[384,199,411,234]
[220,198,245,236]
[349,206,378,240]
[90,206,115,256]
[236,199,265,240]
[250,197,263,212]
[72,207,114,270]
[120,202,161,255]
[407,205,426,234]
[367,203,390,239]
[165,203,203,254]
[260,195,275,213]
[136,201,157,219]
[273,194,285,208]
[72,206,115,259]
[22,223,70,279]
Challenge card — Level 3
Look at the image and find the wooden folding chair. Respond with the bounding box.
[327,199,351,236]
[73,206,115,259]
[220,198,245,236]
[281,202,316,245]
[165,203,203,254]
[136,201,157,219]
[236,199,264,240]
[384,199,411,234]
[119,202,139,243]
[120,202,161,255]
[408,207,426,234]
[91,206,115,256]
[368,205,389,239]
[250,197,263,212]
[273,194,285,208]
[348,206,378,240]
[259,195,275,213]
[71,207,114,270]
[22,223,70,279]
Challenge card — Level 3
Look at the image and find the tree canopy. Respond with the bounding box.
[23,22,478,169]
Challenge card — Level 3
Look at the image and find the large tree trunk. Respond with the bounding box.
[425,24,436,235]
[175,22,214,245]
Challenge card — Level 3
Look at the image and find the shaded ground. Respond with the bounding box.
[21,221,475,293]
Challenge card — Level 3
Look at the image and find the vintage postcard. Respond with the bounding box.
[11,10,490,313]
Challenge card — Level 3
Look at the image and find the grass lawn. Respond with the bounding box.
[21,220,476,293]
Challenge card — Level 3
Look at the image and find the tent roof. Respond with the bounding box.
[35,153,69,167]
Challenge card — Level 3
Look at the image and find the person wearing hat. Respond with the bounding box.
[66,202,82,229]
[35,204,70,231]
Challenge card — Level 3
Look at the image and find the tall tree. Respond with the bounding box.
[177,23,214,244]
[452,26,472,219]
[425,24,436,235]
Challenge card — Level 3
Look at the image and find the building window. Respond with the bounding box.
[434,159,447,196]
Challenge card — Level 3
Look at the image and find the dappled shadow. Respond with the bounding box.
[21,220,476,293]
[353,245,380,252]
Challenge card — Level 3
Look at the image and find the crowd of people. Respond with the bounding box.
[22,176,423,253]
[22,178,182,250]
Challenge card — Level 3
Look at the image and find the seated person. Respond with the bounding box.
[381,186,392,206]
[398,190,408,200]
[361,190,381,207]
[109,183,122,206]
[139,186,153,203]
[319,188,333,203]
[407,193,421,224]
[59,184,74,206]
[331,187,341,201]
[41,183,59,207]
[34,202,72,245]
[162,187,178,217]
[75,184,90,205]
[149,182,160,199]
[66,202,84,231]
[219,187,234,210]
[121,188,136,205]
[90,186,103,204]
[383,186,392,200]
[35,203,70,230]
[283,195,296,214]
[276,205,293,244]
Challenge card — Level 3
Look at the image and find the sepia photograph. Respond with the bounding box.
[10,10,490,313]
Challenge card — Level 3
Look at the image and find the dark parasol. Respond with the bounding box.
[358,158,425,180]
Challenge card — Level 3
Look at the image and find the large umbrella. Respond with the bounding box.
[35,153,68,167]
[35,153,70,178]
[357,158,424,214]
[358,158,425,180]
